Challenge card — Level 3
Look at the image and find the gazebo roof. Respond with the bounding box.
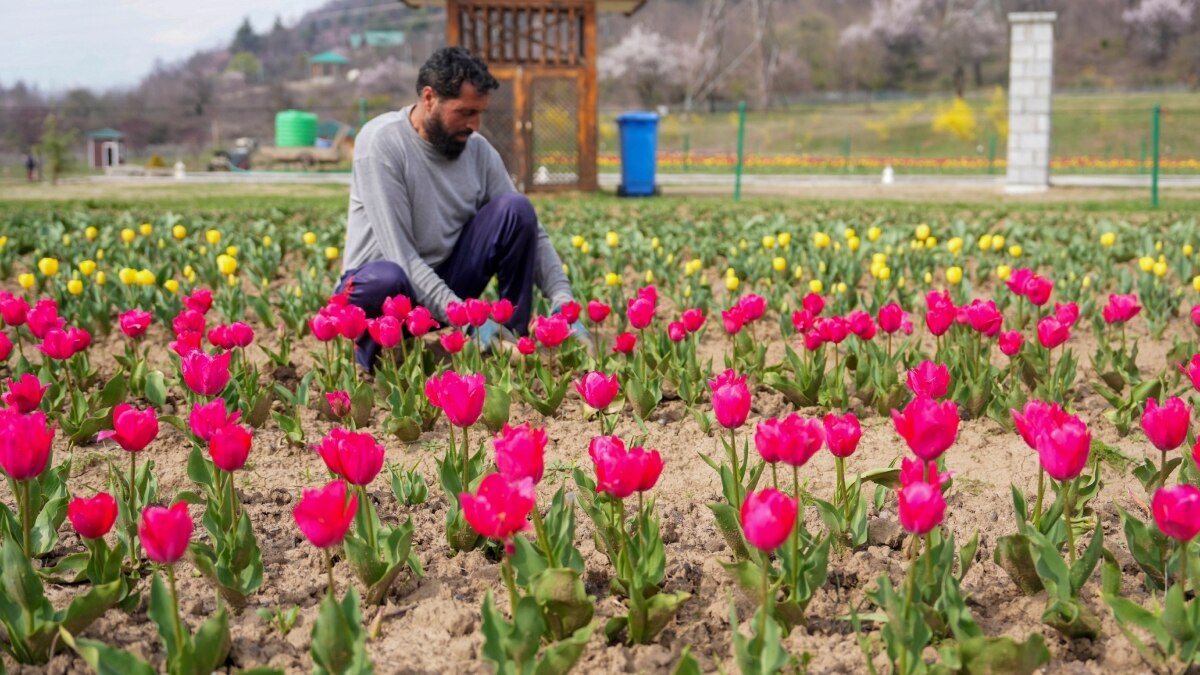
[86,128,124,140]
[399,0,646,15]
[309,51,351,65]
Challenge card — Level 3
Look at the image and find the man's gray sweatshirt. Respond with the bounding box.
[342,105,573,322]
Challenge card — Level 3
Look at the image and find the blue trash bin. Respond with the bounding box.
[616,112,659,197]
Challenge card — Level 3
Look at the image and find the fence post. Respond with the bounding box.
[1151,104,1161,209]
[683,133,690,173]
[987,134,997,175]
[734,101,746,202]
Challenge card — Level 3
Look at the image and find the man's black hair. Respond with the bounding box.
[416,47,500,99]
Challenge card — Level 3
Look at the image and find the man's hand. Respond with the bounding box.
[472,318,515,354]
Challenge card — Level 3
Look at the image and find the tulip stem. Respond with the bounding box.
[20,480,32,558]
[729,427,742,509]
[361,486,377,551]
[759,548,771,648]
[502,554,519,619]
[530,503,557,568]
[770,463,778,490]
[128,451,138,573]
[1063,480,1076,566]
[1161,449,1169,492]
[324,548,336,597]
[1033,466,1045,530]
[835,457,848,521]
[923,533,933,587]
[462,425,472,496]
[791,465,801,594]
[166,565,186,657]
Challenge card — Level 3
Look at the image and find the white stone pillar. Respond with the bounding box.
[1005,12,1056,193]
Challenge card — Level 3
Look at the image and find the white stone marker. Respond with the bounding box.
[1005,12,1056,193]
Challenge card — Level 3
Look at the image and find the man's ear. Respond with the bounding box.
[420,86,438,111]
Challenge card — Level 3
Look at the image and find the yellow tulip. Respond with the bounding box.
[139,223,153,236]
[157,239,165,250]
[836,282,848,293]
[644,270,655,283]
[605,272,620,286]
[118,268,136,285]
[37,258,59,277]
[725,274,740,291]
[226,246,239,257]
[946,266,963,285]
[778,232,792,247]
[606,231,619,247]
[1153,261,1168,277]
[62,234,71,246]
[173,225,187,240]
[947,237,963,254]
[924,271,933,284]
[1139,256,1155,273]
[67,279,83,296]
[217,254,238,275]
[79,260,96,276]
[809,279,823,293]
[1008,245,1022,258]
[843,228,857,240]
[262,235,273,247]
[1193,275,1200,292]
[762,235,776,249]
[1100,232,1116,247]
[580,241,591,254]
[848,237,860,252]
[227,274,239,287]
[561,264,569,275]
[867,227,881,242]
[1082,275,1092,289]
[206,230,222,245]
[997,265,1012,281]
[915,223,931,241]
[120,228,135,243]
[739,239,748,250]
[925,237,937,250]
[303,231,318,246]
[813,232,831,248]
[1185,244,1194,257]
[1156,241,1163,253]
[138,269,156,285]
[793,264,803,279]
[878,266,891,280]
[651,237,661,249]
[96,249,104,261]
[978,234,993,251]
[18,273,34,289]
[665,253,674,265]
[772,257,787,273]
[164,279,180,294]
[199,246,208,257]
[84,226,98,241]
[95,271,107,285]
[897,276,906,289]
[683,284,692,298]
[324,247,339,261]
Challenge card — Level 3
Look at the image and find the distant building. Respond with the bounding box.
[349,30,406,49]
[309,51,351,80]
[85,128,124,169]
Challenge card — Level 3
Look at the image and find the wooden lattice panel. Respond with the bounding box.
[456,1,587,65]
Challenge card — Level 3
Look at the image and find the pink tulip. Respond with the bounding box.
[440,331,469,354]
[182,288,213,314]
[898,481,946,535]
[325,390,352,418]
[1011,400,1069,450]
[899,456,951,488]
[173,309,206,337]
[68,492,118,540]
[740,488,797,552]
[226,321,255,347]
[559,300,582,324]
[119,309,152,338]
[823,412,862,458]
[446,301,469,327]
[803,330,824,352]
[1036,315,1070,349]
[1192,304,1200,328]
[169,331,202,357]
[816,316,850,344]
[98,403,158,453]
[1006,268,1033,297]
[755,413,823,467]
[335,305,367,340]
[587,300,612,323]
[627,296,655,330]
[667,321,686,342]
[791,309,815,333]
[802,293,825,316]
[460,473,535,541]
[891,395,959,461]
[3,373,47,413]
[964,299,1003,337]
[575,371,619,410]
[27,299,63,339]
[368,316,404,349]
[636,285,658,305]
[848,310,877,340]
[68,327,91,354]
[1141,397,1191,452]
[612,332,637,354]
[405,307,439,336]
[534,314,571,348]
[0,410,54,480]
[382,294,412,321]
[1180,354,1200,391]
[1152,485,1200,542]
[588,435,663,498]
[0,294,28,327]
[189,398,240,443]
[491,299,515,324]
[681,308,706,333]
[1023,275,1053,306]
[709,369,751,429]
[737,294,766,322]
[1033,412,1091,482]
[425,371,486,428]
[721,306,746,335]
[37,329,75,360]
[1102,294,1141,325]
[139,502,193,564]
[1054,302,1079,327]
[906,360,951,399]
[877,303,907,335]
[465,298,492,327]
[999,330,1024,356]
[0,332,11,362]
[493,423,547,484]
[517,337,536,355]
[181,349,232,397]
[208,424,253,473]
[309,312,340,342]
[925,290,956,337]
[294,480,357,549]
[313,427,386,486]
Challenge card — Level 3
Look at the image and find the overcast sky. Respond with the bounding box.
[0,0,332,93]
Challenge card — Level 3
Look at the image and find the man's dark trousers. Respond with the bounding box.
[336,192,539,369]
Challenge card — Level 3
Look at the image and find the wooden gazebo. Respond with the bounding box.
[400,0,646,192]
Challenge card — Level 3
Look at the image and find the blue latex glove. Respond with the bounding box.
[472,318,503,353]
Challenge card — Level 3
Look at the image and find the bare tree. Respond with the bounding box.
[1122,0,1193,65]
[682,0,731,113]
[598,25,696,107]
[840,0,935,89]
[932,0,1002,96]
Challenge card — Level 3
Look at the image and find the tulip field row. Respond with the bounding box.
[0,196,1199,673]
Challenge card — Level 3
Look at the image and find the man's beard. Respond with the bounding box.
[425,110,471,160]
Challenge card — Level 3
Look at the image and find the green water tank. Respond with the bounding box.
[275,110,319,148]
